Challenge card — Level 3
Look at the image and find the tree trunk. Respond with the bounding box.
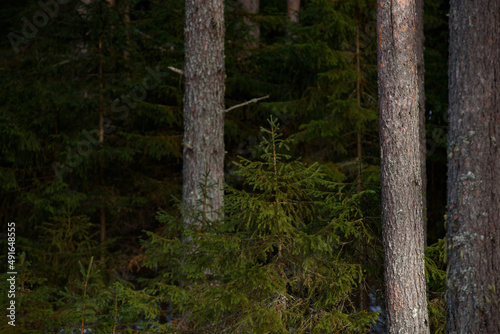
[356,15,363,197]
[355,12,367,312]
[240,0,259,49]
[446,0,500,332]
[377,0,429,332]
[183,0,225,227]
[287,0,300,23]
[416,0,427,246]
[98,31,106,263]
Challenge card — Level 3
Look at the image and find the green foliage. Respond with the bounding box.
[31,212,100,287]
[145,118,379,332]
[0,252,154,333]
[0,254,62,333]
[0,0,185,309]
[425,239,446,334]
[55,256,152,333]
[0,0,448,331]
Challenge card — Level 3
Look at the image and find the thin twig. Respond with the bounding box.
[168,66,184,75]
[225,95,269,113]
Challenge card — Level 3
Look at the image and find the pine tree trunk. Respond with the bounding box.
[287,0,300,23]
[355,12,367,312]
[356,16,363,197]
[183,0,225,227]
[240,0,259,48]
[377,0,429,332]
[98,33,106,262]
[447,0,500,332]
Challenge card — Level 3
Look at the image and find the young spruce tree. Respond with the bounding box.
[147,117,378,332]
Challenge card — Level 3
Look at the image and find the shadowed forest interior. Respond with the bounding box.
[0,0,466,332]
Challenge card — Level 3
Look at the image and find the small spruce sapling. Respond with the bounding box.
[148,117,379,332]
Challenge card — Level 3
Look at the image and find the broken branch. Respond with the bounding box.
[225,95,269,113]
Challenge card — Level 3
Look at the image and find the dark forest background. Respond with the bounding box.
[0,0,448,332]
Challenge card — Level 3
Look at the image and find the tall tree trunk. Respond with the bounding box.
[121,0,130,62]
[356,14,363,197]
[377,0,429,333]
[98,32,106,263]
[240,0,259,49]
[355,11,367,312]
[286,0,300,23]
[446,0,500,332]
[183,0,225,227]
[416,0,426,245]
[95,0,115,263]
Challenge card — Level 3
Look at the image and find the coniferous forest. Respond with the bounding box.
[1,0,498,333]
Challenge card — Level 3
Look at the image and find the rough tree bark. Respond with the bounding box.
[183,0,225,227]
[447,0,500,332]
[377,0,430,332]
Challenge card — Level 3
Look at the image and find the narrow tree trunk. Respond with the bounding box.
[122,0,130,61]
[100,205,106,260]
[355,13,367,312]
[286,0,300,23]
[356,14,363,197]
[240,0,259,49]
[98,35,104,145]
[98,34,106,263]
[447,0,500,332]
[377,0,429,332]
[183,0,225,227]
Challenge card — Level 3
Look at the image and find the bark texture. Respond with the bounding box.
[447,0,500,332]
[377,0,429,333]
[183,0,225,226]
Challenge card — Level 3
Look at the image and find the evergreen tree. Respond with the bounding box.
[0,0,453,331]
[144,118,379,332]
[0,0,184,291]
